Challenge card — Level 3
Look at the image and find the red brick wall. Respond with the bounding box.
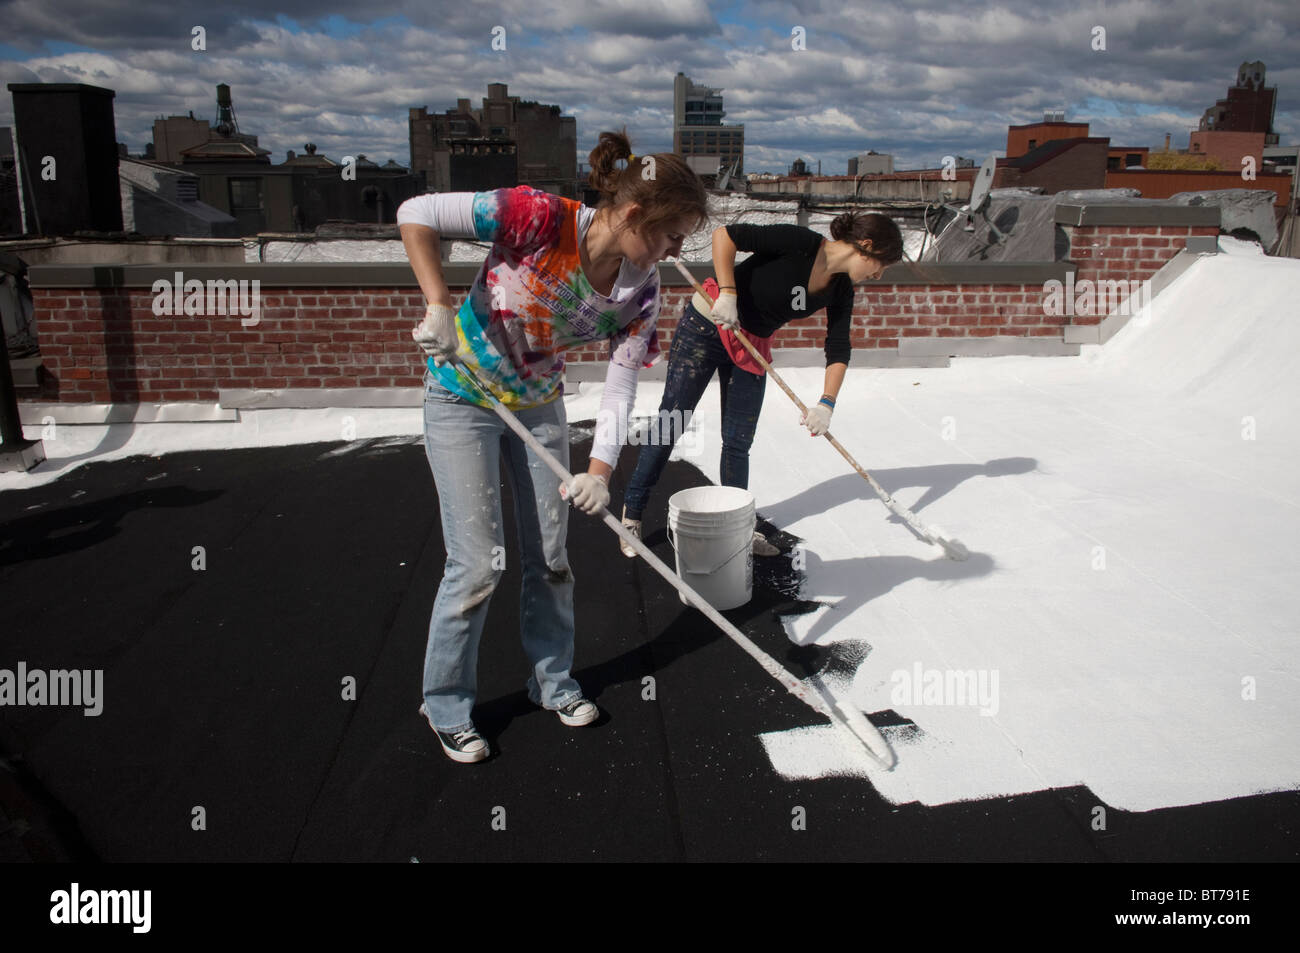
[996,141,1111,193]
[28,223,1211,402]
[1006,122,1091,158]
[31,288,433,403]
[1188,130,1266,170]
[515,281,1066,365]
[1063,223,1219,324]
[1104,169,1291,208]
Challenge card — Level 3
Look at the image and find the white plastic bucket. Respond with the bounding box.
[666,486,755,610]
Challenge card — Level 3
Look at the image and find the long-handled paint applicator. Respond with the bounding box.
[447,361,896,771]
[672,258,969,562]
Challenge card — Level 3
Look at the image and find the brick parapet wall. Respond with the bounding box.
[25,217,1215,403]
[565,281,1070,363]
[31,287,436,403]
[1061,223,1219,325]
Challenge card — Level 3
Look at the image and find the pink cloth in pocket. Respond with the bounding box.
[700,277,773,376]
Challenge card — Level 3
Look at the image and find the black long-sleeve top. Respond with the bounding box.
[724,223,855,366]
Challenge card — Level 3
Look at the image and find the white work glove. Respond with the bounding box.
[709,290,741,331]
[801,401,833,436]
[562,472,610,515]
[412,303,459,366]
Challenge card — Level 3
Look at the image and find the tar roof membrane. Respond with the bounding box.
[4,238,1297,815]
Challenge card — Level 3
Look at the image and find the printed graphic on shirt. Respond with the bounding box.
[430,186,661,409]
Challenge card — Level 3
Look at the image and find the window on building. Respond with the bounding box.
[229,177,262,211]
[1028,139,1037,149]
[1107,156,1121,171]
[1126,154,1142,167]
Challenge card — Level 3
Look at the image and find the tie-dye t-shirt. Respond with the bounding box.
[403,186,662,410]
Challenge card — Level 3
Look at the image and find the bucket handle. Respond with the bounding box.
[667,523,754,575]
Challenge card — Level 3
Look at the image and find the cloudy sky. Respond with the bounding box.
[1,0,1297,175]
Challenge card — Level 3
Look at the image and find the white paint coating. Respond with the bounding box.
[597,247,1298,812]
[741,251,1300,811]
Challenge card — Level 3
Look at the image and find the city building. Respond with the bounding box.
[997,102,1288,207]
[146,87,425,235]
[408,83,576,197]
[1,81,425,239]
[1188,130,1266,171]
[1107,146,1150,171]
[1005,113,1088,157]
[148,113,209,162]
[848,151,895,176]
[1182,62,1281,174]
[673,72,744,178]
[1200,61,1278,145]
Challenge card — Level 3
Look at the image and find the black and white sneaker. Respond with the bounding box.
[555,697,599,727]
[419,704,489,763]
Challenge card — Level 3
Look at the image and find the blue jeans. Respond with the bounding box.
[421,370,583,732]
[622,304,767,521]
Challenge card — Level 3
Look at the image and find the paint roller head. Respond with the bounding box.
[924,524,969,561]
[941,538,970,561]
[834,701,896,771]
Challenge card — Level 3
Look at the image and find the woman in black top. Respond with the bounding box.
[618,211,903,556]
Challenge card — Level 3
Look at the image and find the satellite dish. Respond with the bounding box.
[716,159,740,192]
[967,155,996,216]
[962,155,1007,244]
[919,154,1006,259]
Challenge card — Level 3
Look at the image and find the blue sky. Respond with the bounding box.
[1,0,1296,174]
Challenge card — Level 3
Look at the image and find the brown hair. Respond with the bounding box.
[830,210,904,264]
[588,128,710,237]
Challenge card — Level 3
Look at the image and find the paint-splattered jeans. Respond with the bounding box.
[420,370,583,732]
[622,303,767,521]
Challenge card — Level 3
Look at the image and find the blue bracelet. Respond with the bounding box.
[818,396,836,409]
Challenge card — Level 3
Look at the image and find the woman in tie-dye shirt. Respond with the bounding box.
[398,130,709,764]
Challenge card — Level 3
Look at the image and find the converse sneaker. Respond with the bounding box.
[555,697,599,727]
[619,511,642,558]
[419,704,489,763]
[752,531,779,558]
